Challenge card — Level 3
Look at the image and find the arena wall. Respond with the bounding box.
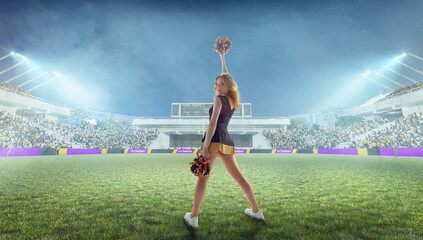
[1,147,422,157]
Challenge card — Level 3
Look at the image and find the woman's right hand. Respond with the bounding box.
[201,149,211,160]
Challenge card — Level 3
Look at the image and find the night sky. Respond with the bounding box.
[1,0,423,117]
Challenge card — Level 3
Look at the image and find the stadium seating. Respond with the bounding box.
[263,112,423,149]
[0,111,159,150]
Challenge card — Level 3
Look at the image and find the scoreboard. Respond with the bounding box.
[171,103,252,118]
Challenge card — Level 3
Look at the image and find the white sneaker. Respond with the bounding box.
[244,209,265,220]
[184,212,198,228]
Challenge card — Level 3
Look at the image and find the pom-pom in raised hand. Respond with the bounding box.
[213,36,232,54]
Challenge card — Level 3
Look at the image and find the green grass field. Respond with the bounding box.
[1,153,422,239]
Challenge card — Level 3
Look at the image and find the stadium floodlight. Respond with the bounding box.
[52,71,60,76]
[11,52,15,55]
[394,53,406,61]
[363,70,371,77]
[15,53,27,60]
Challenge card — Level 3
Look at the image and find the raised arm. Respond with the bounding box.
[220,53,228,74]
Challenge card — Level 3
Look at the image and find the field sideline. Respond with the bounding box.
[1,154,422,239]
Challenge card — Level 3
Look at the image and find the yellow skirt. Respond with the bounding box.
[201,142,235,155]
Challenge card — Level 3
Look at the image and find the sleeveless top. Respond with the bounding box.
[200,95,236,155]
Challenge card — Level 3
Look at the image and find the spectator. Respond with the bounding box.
[263,113,423,149]
[378,82,423,102]
[0,110,159,150]
[0,82,40,100]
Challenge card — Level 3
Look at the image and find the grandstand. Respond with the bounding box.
[0,84,70,121]
[133,103,289,149]
[0,46,70,121]
[1,44,423,154]
[353,45,423,121]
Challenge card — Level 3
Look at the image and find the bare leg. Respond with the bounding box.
[191,151,218,217]
[219,152,260,213]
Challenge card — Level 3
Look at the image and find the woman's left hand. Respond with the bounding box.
[201,149,211,160]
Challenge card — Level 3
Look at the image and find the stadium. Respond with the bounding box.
[1,1,423,239]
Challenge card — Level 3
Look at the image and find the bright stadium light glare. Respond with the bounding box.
[15,52,27,60]
[55,74,106,109]
[11,52,15,55]
[363,70,371,77]
[52,71,60,76]
[324,73,368,107]
[394,53,406,61]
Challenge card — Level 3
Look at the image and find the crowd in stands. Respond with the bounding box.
[263,112,423,149]
[70,125,159,149]
[0,82,40,100]
[0,111,159,150]
[380,81,423,101]
[363,112,423,148]
[0,111,68,150]
[263,118,388,149]
[2,107,423,151]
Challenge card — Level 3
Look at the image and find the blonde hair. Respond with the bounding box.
[214,73,241,110]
